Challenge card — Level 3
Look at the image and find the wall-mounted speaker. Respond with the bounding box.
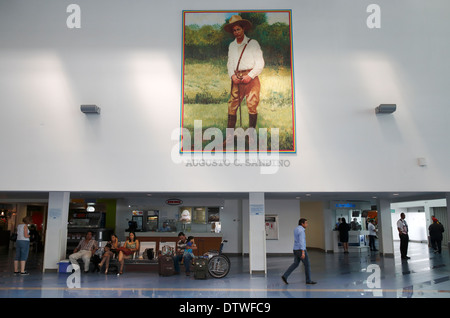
[375,104,396,114]
[80,105,101,114]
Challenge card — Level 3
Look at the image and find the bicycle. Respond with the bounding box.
[204,239,230,278]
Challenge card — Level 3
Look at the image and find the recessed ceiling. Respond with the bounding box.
[0,191,446,204]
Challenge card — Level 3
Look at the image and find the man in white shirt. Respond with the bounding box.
[397,213,410,259]
[224,15,265,146]
[368,219,378,251]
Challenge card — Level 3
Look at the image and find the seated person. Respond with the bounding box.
[159,222,171,232]
[96,233,121,274]
[108,233,121,255]
[69,231,98,273]
[183,236,197,276]
[173,232,187,274]
[116,232,140,276]
[183,236,196,259]
[98,243,114,274]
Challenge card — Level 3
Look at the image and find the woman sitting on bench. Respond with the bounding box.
[97,234,120,274]
[117,232,140,276]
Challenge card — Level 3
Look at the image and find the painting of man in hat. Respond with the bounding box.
[182,10,295,153]
[223,15,264,148]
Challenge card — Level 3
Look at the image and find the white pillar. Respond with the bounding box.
[322,202,333,253]
[43,191,70,272]
[248,192,266,274]
[377,199,394,257]
[446,193,450,249]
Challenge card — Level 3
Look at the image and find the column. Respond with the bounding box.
[43,191,70,272]
[377,198,394,257]
[446,193,450,249]
[248,192,266,274]
[322,202,334,253]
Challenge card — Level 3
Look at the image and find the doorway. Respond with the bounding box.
[431,207,448,248]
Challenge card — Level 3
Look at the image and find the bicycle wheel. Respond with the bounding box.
[208,255,230,278]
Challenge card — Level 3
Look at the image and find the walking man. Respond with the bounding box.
[282,218,316,285]
[397,213,410,260]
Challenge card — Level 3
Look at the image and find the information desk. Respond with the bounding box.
[124,232,223,256]
[332,230,370,253]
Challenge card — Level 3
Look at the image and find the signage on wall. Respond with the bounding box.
[166,199,183,206]
[335,203,356,208]
[250,204,264,215]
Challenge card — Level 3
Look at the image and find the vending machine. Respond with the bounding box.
[146,210,159,232]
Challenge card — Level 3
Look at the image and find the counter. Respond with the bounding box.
[124,231,223,256]
[131,232,223,238]
[332,230,369,253]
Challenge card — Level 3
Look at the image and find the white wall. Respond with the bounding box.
[391,199,447,242]
[1,1,450,193]
[391,211,427,242]
[242,199,300,254]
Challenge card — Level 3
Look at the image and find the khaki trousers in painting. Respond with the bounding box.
[228,72,260,116]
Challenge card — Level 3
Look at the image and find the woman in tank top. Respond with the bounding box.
[117,232,140,275]
[14,216,33,275]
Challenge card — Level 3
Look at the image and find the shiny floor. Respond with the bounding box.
[0,242,449,299]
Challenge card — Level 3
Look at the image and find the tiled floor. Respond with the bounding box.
[0,242,449,299]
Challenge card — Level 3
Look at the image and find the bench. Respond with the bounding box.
[70,241,176,273]
[109,241,161,272]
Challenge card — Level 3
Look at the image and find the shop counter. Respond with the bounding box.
[123,232,223,256]
[332,230,370,253]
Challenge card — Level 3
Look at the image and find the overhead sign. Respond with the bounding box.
[335,203,356,208]
[166,199,183,206]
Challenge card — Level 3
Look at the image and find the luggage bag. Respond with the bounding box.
[158,255,175,276]
[193,257,208,279]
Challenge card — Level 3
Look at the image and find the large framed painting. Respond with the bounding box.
[181,10,295,153]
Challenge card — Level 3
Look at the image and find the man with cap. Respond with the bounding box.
[224,15,265,148]
[429,217,445,254]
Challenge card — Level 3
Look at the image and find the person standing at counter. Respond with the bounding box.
[14,216,33,275]
[338,218,351,254]
[397,213,410,260]
[281,218,316,285]
[368,219,378,252]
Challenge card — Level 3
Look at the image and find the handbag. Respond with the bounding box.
[10,233,17,242]
[117,246,133,256]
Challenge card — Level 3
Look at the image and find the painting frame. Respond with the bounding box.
[181,10,296,153]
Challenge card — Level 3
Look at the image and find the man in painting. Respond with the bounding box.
[224,15,265,148]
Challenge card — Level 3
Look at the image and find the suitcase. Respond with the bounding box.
[158,255,175,276]
[193,258,208,279]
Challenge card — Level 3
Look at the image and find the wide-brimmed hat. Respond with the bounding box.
[224,15,252,33]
